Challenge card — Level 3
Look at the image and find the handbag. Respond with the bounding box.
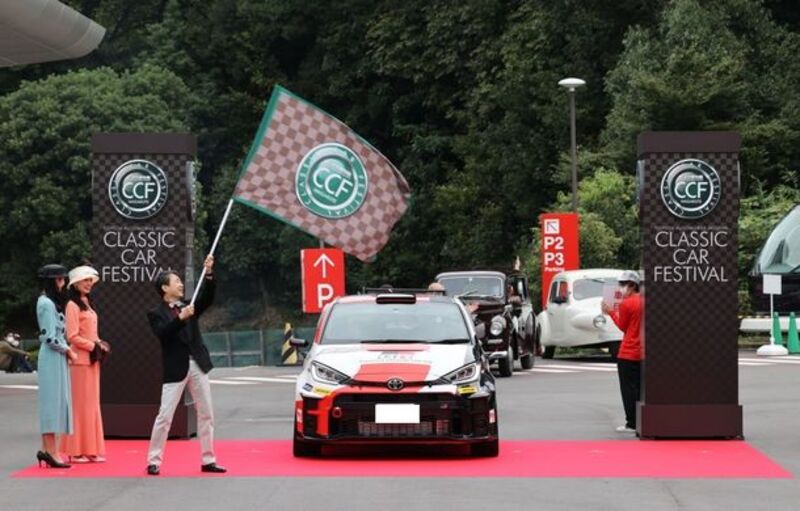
[90,340,111,364]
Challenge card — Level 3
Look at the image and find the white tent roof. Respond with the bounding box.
[0,0,105,67]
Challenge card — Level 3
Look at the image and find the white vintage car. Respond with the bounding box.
[536,269,625,359]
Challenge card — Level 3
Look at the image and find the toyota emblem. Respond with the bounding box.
[386,378,405,391]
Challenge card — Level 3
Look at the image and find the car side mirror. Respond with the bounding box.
[290,337,308,348]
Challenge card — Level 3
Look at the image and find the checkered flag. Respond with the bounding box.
[232,85,411,262]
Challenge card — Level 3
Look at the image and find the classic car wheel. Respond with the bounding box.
[542,346,556,359]
[520,349,535,369]
[497,347,514,377]
[471,439,499,457]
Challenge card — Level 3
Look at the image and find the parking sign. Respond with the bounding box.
[301,248,346,313]
[540,213,580,308]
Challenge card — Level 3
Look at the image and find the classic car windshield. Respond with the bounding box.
[438,276,504,297]
[321,302,470,344]
[572,277,619,300]
[755,206,800,274]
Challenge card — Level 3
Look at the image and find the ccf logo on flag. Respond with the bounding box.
[232,85,411,261]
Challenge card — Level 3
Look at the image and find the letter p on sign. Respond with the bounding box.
[301,248,346,313]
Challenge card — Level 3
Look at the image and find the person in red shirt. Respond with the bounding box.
[602,270,642,433]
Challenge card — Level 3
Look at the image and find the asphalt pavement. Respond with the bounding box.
[0,350,798,511]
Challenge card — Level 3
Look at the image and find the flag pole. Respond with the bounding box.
[190,198,235,306]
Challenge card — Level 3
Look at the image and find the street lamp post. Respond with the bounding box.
[558,77,586,212]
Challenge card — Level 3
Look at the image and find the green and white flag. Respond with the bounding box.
[233,85,410,261]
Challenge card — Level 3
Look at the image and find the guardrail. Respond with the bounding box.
[17,326,317,368]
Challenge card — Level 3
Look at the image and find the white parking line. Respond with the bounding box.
[739,357,800,364]
[0,385,39,390]
[523,368,577,374]
[738,362,772,366]
[543,364,617,372]
[208,379,258,385]
[225,376,297,384]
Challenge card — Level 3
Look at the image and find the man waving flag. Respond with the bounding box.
[232,85,411,262]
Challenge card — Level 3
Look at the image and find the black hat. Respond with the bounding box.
[37,264,68,279]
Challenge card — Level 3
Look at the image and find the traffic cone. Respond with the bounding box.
[787,312,800,355]
[772,313,784,346]
[279,322,299,365]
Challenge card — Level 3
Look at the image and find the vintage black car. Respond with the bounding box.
[436,271,537,377]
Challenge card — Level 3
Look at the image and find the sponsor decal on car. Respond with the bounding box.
[457,385,478,395]
[313,386,333,396]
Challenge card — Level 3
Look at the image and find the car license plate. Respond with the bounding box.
[374,404,420,424]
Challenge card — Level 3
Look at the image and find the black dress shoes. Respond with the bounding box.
[146,464,160,476]
[201,462,227,473]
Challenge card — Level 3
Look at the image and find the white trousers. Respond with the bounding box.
[147,359,216,466]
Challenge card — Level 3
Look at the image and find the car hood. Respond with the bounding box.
[309,343,475,382]
[470,300,505,318]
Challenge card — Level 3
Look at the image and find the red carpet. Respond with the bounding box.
[12,440,791,479]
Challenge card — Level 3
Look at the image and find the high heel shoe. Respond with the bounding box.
[36,450,71,468]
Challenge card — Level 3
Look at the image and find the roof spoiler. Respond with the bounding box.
[361,287,444,295]
[375,294,417,304]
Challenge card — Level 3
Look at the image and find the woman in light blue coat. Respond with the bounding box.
[35,264,77,468]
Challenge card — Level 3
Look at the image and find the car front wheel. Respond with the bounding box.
[520,349,535,369]
[293,420,322,457]
[293,435,321,457]
[471,439,499,457]
[497,346,514,377]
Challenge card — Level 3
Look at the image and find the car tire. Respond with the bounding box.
[520,350,535,369]
[498,346,514,377]
[543,346,556,359]
[293,435,321,457]
[471,439,499,457]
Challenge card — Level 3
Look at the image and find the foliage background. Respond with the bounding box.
[1,0,798,331]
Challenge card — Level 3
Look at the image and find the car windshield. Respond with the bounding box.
[438,276,504,298]
[572,277,619,300]
[755,206,800,274]
[321,301,470,345]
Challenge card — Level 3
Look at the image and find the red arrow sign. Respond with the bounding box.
[301,248,346,313]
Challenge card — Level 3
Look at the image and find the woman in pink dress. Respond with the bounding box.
[61,265,109,463]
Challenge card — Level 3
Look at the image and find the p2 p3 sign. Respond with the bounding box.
[540,213,580,308]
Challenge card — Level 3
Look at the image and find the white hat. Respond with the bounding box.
[617,270,641,285]
[68,266,100,289]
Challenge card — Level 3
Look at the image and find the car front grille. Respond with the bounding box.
[324,393,491,439]
[355,419,451,438]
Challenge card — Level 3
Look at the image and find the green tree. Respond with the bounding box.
[602,0,800,191]
[0,65,193,329]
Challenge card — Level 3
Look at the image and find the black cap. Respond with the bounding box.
[37,264,68,279]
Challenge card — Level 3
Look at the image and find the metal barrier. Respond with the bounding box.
[18,326,317,368]
[204,327,316,367]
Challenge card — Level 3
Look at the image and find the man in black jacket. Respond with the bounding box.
[145,255,226,476]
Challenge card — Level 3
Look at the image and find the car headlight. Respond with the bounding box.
[489,316,506,337]
[593,315,607,329]
[441,362,480,384]
[311,361,350,385]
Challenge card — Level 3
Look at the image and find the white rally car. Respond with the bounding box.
[290,292,499,457]
[537,269,625,359]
